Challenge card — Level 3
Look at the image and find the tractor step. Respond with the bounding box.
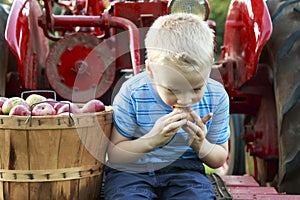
[220,174,300,200]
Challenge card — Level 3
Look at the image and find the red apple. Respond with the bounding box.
[0,97,8,108]
[9,105,30,116]
[57,103,82,114]
[2,97,29,115]
[81,99,105,113]
[26,94,47,107]
[0,102,5,115]
[53,102,64,112]
[32,102,56,116]
[46,98,57,107]
[53,101,71,112]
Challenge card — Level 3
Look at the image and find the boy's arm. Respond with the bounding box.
[106,126,155,164]
[196,140,228,169]
[107,110,188,164]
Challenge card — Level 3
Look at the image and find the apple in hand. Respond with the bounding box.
[57,103,82,115]
[2,97,29,115]
[26,94,47,107]
[32,102,56,116]
[173,106,193,121]
[9,105,30,116]
[81,99,105,113]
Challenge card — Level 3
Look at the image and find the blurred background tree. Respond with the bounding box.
[208,0,231,61]
[0,0,13,5]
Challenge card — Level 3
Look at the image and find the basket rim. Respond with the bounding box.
[0,106,113,130]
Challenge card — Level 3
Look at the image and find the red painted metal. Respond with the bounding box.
[255,195,300,200]
[222,175,300,199]
[217,0,279,181]
[45,33,116,102]
[221,175,259,187]
[5,0,50,90]
[220,0,272,89]
[113,1,168,71]
[229,186,278,195]
[5,0,143,101]
[114,2,168,27]
[38,14,141,75]
[56,0,106,15]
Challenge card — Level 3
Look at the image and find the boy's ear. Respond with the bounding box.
[145,60,154,78]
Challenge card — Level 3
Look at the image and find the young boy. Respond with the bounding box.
[104,13,230,199]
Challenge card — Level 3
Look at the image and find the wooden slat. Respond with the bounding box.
[78,124,104,199]
[8,129,29,200]
[56,128,82,199]
[28,129,61,199]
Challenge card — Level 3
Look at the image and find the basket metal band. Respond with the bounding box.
[0,164,103,182]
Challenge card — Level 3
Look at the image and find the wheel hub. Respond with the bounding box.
[46,33,115,102]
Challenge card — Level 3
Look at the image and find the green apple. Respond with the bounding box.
[25,94,47,107]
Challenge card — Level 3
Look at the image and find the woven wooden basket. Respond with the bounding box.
[0,107,113,200]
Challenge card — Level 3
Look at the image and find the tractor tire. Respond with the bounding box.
[227,114,246,175]
[216,114,245,176]
[266,0,300,194]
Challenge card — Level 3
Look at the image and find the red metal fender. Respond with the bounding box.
[220,0,272,89]
[5,0,50,89]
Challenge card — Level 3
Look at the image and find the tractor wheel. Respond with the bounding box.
[46,33,116,102]
[266,0,300,194]
[217,114,245,175]
[278,101,300,193]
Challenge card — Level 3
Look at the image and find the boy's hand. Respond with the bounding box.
[145,109,187,148]
[183,110,213,150]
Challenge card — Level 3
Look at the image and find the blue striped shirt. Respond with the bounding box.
[113,71,230,164]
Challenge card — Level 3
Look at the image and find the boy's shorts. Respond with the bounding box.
[104,159,216,200]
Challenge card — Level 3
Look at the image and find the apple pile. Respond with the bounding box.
[0,94,105,116]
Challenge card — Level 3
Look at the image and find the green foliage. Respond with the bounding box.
[208,0,231,60]
[0,0,13,5]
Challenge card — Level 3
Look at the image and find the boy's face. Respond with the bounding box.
[148,62,208,108]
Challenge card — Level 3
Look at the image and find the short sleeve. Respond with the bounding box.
[206,88,230,145]
[112,83,138,139]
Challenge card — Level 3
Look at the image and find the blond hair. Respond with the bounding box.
[145,13,214,73]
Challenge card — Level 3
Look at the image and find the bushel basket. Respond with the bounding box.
[0,107,112,200]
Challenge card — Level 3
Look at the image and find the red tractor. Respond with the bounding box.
[0,0,299,195]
